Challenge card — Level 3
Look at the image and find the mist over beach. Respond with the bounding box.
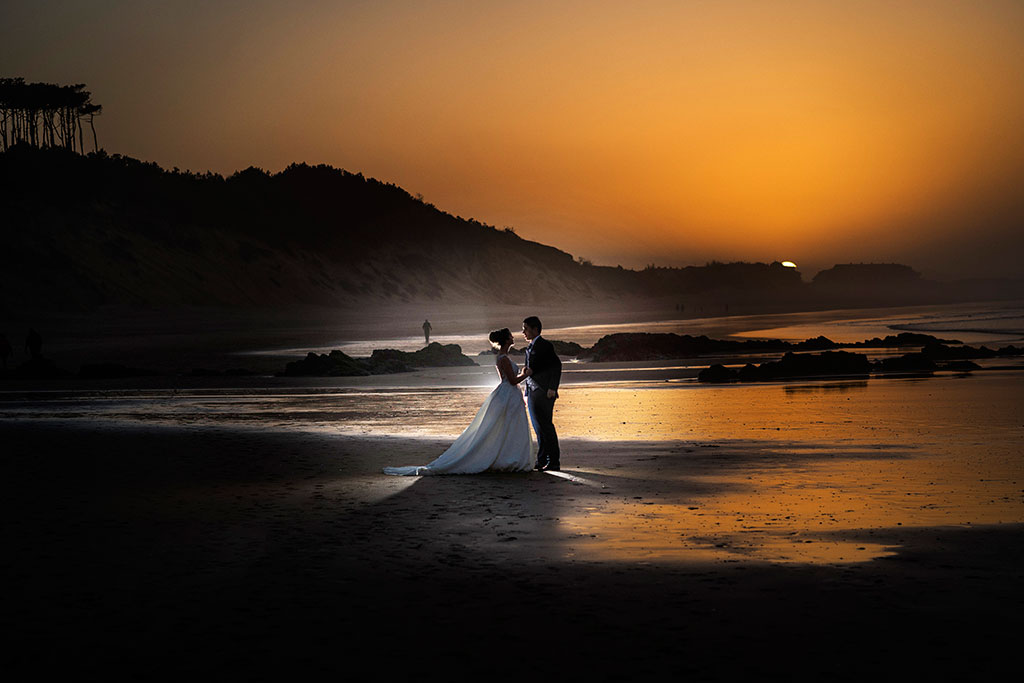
[4,2,1024,681]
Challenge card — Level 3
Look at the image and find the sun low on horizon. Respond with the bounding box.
[4,0,1024,278]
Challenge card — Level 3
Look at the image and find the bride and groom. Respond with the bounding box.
[383,316,562,476]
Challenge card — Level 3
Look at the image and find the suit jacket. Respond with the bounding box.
[525,336,562,393]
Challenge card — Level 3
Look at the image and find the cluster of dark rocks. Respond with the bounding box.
[280,342,477,377]
[549,340,586,356]
[367,342,479,368]
[920,342,1023,360]
[583,333,823,362]
[279,332,1022,381]
[846,332,961,347]
[1,342,481,380]
[281,350,406,377]
[6,332,1020,382]
[697,342,1023,383]
[580,331,967,363]
[698,351,872,382]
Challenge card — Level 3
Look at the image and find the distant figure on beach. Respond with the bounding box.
[522,316,562,471]
[25,328,42,359]
[384,327,533,475]
[422,319,432,344]
[0,334,11,369]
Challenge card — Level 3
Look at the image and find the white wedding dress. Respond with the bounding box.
[383,355,533,475]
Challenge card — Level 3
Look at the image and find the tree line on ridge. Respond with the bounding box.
[0,77,101,153]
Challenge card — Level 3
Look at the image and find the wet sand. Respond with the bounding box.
[5,417,1022,680]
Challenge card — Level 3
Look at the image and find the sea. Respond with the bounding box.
[2,299,1022,432]
[235,298,1024,358]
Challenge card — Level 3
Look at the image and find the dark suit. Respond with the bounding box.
[524,336,562,469]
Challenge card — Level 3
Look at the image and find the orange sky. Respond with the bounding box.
[4,1,1024,277]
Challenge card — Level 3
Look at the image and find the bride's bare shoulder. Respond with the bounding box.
[495,353,514,374]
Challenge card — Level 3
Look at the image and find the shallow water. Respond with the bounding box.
[235,299,1024,357]
[735,299,1024,344]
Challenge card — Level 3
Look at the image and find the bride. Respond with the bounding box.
[383,328,534,475]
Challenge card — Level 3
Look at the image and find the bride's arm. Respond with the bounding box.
[497,355,531,385]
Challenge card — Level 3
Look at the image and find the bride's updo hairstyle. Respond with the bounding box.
[489,328,513,349]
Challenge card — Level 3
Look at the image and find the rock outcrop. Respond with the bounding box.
[281,350,409,377]
[280,342,476,377]
[368,343,478,368]
[873,353,937,373]
[698,351,872,382]
[847,332,962,347]
[587,332,975,363]
[920,343,1024,360]
[697,343,1015,382]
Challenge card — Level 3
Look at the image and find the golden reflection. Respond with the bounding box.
[555,374,1023,445]
[783,381,869,394]
[558,439,1023,565]
[549,370,1023,565]
[561,501,896,564]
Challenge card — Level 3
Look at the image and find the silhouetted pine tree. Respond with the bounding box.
[0,77,101,152]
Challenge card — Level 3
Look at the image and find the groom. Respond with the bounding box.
[522,316,562,471]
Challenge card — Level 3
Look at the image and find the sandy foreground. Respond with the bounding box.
[4,419,1021,681]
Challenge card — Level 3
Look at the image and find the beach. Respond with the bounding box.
[5,420,1022,680]
[4,303,1024,679]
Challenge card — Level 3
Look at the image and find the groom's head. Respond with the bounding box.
[522,316,542,341]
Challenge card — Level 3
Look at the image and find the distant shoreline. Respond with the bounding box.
[1,299,1021,383]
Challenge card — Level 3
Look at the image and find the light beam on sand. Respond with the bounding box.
[373,473,420,503]
[544,470,603,487]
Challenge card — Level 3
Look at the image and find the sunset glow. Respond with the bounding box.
[4,1,1023,276]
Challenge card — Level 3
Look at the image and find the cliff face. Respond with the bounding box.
[2,146,615,311]
[4,146,1018,316]
[0,146,802,313]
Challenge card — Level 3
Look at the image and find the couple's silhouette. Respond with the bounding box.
[384,316,562,475]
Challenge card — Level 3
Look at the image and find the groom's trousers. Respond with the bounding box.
[527,387,560,468]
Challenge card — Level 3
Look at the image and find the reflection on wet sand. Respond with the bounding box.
[561,365,1020,564]
[561,502,897,564]
[557,434,1022,565]
[3,368,1022,567]
[783,381,869,394]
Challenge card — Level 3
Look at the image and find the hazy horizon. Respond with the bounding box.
[4,0,1023,279]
